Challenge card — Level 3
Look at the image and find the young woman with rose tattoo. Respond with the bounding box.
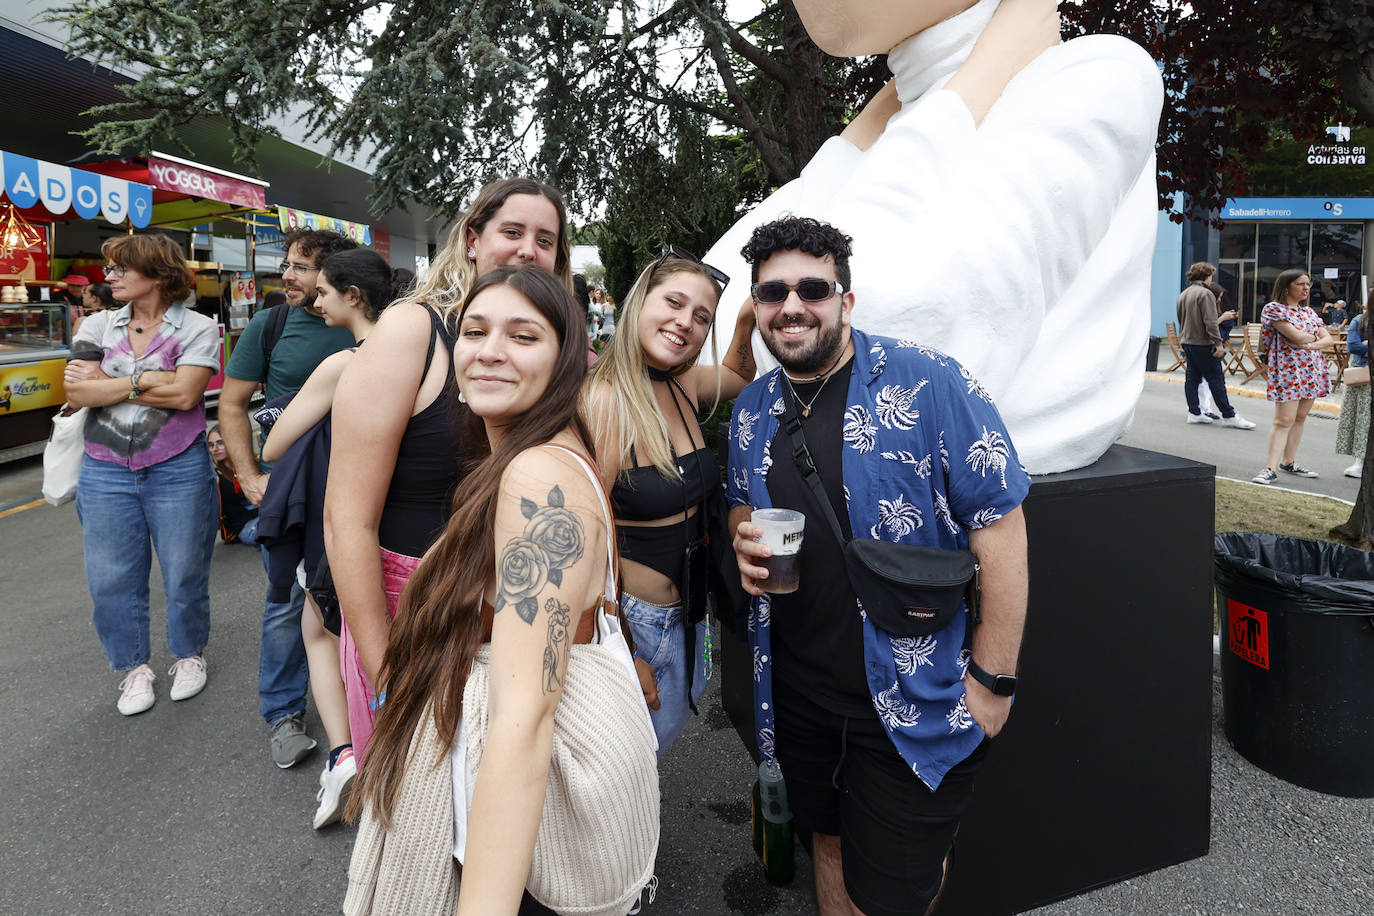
[325,178,573,764]
[351,267,657,915]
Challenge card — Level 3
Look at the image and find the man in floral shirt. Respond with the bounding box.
[727,216,1030,916]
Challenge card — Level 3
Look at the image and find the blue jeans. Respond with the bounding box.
[1182,343,1235,418]
[236,516,260,547]
[75,442,217,672]
[622,593,711,755]
[258,546,308,723]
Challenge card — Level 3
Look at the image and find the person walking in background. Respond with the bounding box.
[1335,295,1369,479]
[326,177,573,764]
[1253,269,1334,484]
[61,234,220,716]
[1194,280,1238,419]
[220,229,359,768]
[1177,262,1254,429]
[585,246,755,753]
[209,424,260,546]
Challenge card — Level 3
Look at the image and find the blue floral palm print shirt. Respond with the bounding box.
[726,329,1031,790]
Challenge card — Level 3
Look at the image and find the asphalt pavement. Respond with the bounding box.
[1,375,1371,915]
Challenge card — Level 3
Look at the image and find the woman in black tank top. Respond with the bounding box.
[584,248,758,753]
[325,178,575,765]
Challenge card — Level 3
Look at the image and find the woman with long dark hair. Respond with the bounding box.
[585,248,755,752]
[326,178,572,764]
[347,267,656,916]
[1252,269,1334,484]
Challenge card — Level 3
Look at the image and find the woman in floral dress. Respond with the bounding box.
[1252,269,1335,484]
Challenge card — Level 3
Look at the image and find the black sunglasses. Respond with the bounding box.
[656,245,730,287]
[750,278,844,305]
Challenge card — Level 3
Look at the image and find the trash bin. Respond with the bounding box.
[1213,532,1374,797]
[1144,335,1162,373]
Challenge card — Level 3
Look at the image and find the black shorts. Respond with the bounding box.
[773,676,989,916]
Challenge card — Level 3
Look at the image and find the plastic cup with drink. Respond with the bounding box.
[751,508,805,594]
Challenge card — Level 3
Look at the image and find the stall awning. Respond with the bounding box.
[277,205,372,245]
[1,149,153,227]
[79,154,272,230]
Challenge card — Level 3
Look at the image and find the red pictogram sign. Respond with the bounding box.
[1227,599,1269,670]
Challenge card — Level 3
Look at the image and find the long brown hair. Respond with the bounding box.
[352,266,594,828]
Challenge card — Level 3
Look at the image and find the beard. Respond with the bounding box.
[761,314,847,375]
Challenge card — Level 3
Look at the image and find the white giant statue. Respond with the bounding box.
[704,0,1164,474]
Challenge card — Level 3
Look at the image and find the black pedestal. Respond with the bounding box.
[717,445,1215,914]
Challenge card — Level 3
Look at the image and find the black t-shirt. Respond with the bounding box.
[765,357,873,717]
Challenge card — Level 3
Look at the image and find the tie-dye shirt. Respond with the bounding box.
[73,303,221,470]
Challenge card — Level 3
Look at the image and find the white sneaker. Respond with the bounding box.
[1186,412,1213,424]
[117,664,156,716]
[168,655,207,701]
[1221,414,1257,429]
[314,749,357,830]
[1345,462,1363,479]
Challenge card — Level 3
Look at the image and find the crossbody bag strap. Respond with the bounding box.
[778,379,849,548]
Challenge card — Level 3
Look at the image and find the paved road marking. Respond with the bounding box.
[0,497,45,519]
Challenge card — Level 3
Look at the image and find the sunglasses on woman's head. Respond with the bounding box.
[750,278,844,305]
[656,245,730,287]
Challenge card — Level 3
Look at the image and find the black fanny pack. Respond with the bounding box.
[779,383,979,637]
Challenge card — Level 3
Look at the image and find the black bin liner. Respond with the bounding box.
[1214,532,1374,797]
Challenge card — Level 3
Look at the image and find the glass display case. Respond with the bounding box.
[0,301,70,357]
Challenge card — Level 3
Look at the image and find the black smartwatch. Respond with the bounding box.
[967,659,1017,697]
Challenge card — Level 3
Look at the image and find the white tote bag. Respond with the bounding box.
[42,406,87,506]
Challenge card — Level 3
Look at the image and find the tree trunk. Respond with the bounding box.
[1330,396,1374,549]
[777,3,840,185]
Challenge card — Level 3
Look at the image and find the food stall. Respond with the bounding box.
[82,152,273,387]
[1,149,154,461]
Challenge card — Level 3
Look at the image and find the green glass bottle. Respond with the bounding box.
[751,777,764,858]
[757,758,794,885]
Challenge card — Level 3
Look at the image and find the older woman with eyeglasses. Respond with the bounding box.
[584,247,757,752]
[63,234,221,716]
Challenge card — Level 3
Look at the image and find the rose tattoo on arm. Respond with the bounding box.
[495,485,587,625]
[542,597,572,694]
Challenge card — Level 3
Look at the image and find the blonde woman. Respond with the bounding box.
[585,247,756,752]
[325,177,572,761]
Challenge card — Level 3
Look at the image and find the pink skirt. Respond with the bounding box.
[340,546,420,764]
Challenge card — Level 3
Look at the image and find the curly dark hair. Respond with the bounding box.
[740,215,854,290]
[284,228,359,268]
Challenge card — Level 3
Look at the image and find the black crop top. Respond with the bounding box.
[377,307,465,558]
[608,376,718,586]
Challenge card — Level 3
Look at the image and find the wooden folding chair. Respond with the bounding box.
[1221,333,1246,375]
[1241,323,1268,385]
[1164,321,1187,372]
